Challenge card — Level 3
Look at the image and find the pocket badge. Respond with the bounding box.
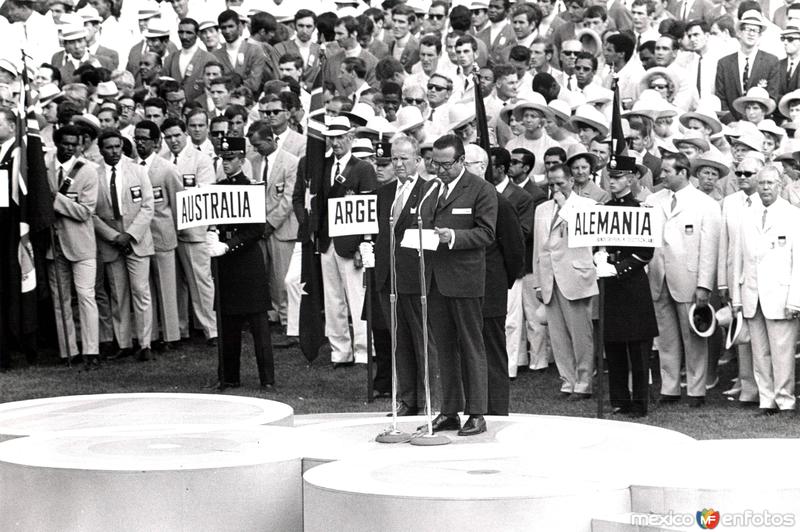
[153,186,164,203]
[335,174,346,185]
[130,185,142,202]
[183,174,196,187]
[684,224,694,235]
[779,236,787,247]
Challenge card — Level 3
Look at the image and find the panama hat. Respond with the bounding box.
[322,116,354,136]
[512,93,553,122]
[342,102,375,128]
[351,138,375,159]
[396,105,425,133]
[691,151,730,177]
[680,108,723,136]
[568,104,609,138]
[143,18,171,39]
[137,2,161,20]
[782,22,800,37]
[358,116,397,138]
[78,5,102,23]
[583,84,613,107]
[730,131,765,152]
[547,99,572,124]
[715,304,749,349]
[96,81,118,99]
[758,118,785,139]
[565,143,599,170]
[779,89,800,119]
[733,87,776,116]
[736,10,767,31]
[447,103,477,132]
[673,131,710,153]
[689,303,716,338]
[60,23,87,41]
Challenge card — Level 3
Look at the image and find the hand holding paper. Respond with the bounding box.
[401,229,439,251]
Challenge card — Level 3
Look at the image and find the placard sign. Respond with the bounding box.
[567,205,662,248]
[177,185,266,230]
[328,195,378,237]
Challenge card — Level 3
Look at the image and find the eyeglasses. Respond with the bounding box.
[782,36,799,42]
[260,109,285,115]
[404,97,426,105]
[562,50,581,56]
[210,131,226,137]
[574,66,593,72]
[428,13,445,20]
[740,25,761,34]
[431,159,460,170]
[734,170,757,177]
[427,84,448,91]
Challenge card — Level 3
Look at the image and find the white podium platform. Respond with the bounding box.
[0,393,293,442]
[0,425,304,532]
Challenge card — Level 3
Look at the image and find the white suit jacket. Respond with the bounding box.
[532,193,599,303]
[732,198,800,320]
[646,184,721,303]
[717,190,760,291]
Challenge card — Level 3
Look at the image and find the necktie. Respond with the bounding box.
[636,33,641,50]
[743,57,750,90]
[333,160,341,186]
[789,60,795,80]
[58,167,64,186]
[670,193,677,212]
[110,165,121,220]
[696,54,702,94]
[428,108,434,122]
[746,196,752,207]
[262,156,269,183]
[567,75,574,91]
[140,160,146,166]
[681,0,689,20]
[762,208,767,229]
[196,145,201,151]
[213,157,219,172]
[173,154,178,164]
[437,182,449,208]
[392,181,406,221]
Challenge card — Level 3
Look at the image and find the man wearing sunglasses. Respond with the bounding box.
[779,23,800,94]
[558,39,583,92]
[425,73,454,137]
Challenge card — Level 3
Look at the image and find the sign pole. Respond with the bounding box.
[364,234,374,403]
[596,278,605,419]
[211,257,225,389]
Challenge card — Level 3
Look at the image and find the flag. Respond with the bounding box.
[297,61,327,363]
[610,74,627,156]
[0,55,55,365]
[473,67,492,180]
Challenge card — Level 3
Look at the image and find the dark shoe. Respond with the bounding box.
[758,407,779,416]
[332,361,355,369]
[108,347,134,361]
[687,396,705,408]
[152,340,167,352]
[457,415,487,436]
[567,392,592,401]
[393,402,419,416]
[738,400,759,408]
[83,355,101,371]
[260,383,275,392]
[206,337,218,347]
[216,381,241,391]
[658,394,681,405]
[611,406,631,415]
[419,413,460,432]
[135,347,152,362]
[273,335,299,348]
[627,410,647,419]
[373,390,391,399]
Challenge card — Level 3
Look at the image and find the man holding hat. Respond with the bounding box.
[715,9,780,123]
[732,164,800,415]
[646,152,721,407]
[595,153,658,417]
[207,136,274,390]
[316,115,378,367]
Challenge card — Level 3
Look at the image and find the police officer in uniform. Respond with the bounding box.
[206,137,274,390]
[594,154,659,418]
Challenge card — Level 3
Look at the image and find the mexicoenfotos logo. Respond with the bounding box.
[697,508,721,529]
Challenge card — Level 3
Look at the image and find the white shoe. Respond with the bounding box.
[723,386,742,397]
[705,377,719,391]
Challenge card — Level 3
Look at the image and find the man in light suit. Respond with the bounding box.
[273,9,321,87]
[135,120,182,350]
[476,0,517,66]
[93,129,155,362]
[51,23,112,84]
[667,0,715,22]
[717,156,761,405]
[161,117,217,345]
[426,134,497,436]
[732,165,800,415]
[163,17,215,103]
[646,152,721,406]
[259,93,306,159]
[47,125,100,368]
[247,121,299,330]
[213,9,268,96]
[715,10,780,122]
[326,16,379,96]
[316,116,378,366]
[533,163,599,398]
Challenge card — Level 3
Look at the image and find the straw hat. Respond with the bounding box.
[638,67,679,95]
[565,143,599,170]
[512,93,553,122]
[691,151,730,177]
[547,99,572,124]
[60,24,87,41]
[342,102,375,128]
[758,118,785,139]
[143,18,171,39]
[351,138,375,159]
[778,89,800,119]
[322,116,353,137]
[680,108,723,135]
[396,105,425,133]
[672,130,710,153]
[447,103,477,131]
[736,9,767,31]
[733,87,776,116]
[568,104,609,138]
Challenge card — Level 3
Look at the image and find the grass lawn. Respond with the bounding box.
[1,336,798,440]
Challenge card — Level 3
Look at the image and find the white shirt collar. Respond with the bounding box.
[495,176,510,193]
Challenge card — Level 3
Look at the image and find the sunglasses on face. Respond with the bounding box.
[782,36,800,42]
[210,131,226,137]
[260,109,285,116]
[510,159,524,165]
[427,84,448,91]
[734,170,757,177]
[404,98,425,105]
[428,13,445,20]
[562,50,581,56]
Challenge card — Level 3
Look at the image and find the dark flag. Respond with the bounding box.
[0,60,56,367]
[297,58,327,363]
[473,67,492,179]
[610,75,627,156]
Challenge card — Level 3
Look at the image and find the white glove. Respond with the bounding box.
[206,230,219,246]
[208,242,229,257]
[593,250,609,266]
[595,262,617,278]
[359,241,375,269]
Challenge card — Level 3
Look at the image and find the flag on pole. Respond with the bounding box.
[473,67,493,179]
[610,75,627,156]
[297,56,327,363]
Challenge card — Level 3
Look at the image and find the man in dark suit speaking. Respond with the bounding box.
[427,135,497,436]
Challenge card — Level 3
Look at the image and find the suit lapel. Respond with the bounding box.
[438,174,468,210]
[396,178,423,231]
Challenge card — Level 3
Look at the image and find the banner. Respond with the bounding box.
[327,195,378,237]
[177,185,266,229]
[567,205,662,248]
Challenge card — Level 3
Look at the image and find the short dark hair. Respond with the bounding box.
[511,148,536,172]
[575,51,597,71]
[217,9,240,26]
[455,34,478,51]
[279,53,304,70]
[490,147,511,174]
[134,119,161,141]
[98,128,123,147]
[343,57,368,79]
[492,64,516,81]
[392,4,416,21]
[419,34,442,54]
[186,108,209,123]
[663,151,690,176]
[248,120,274,140]
[53,124,83,144]
[509,45,532,63]
[160,117,187,133]
[433,134,465,160]
[546,163,570,179]
[607,33,635,62]
[224,104,248,122]
[251,12,278,35]
[178,17,199,33]
[39,62,62,87]
[584,5,607,20]
[685,19,709,34]
[511,3,543,26]
[448,5,471,31]
[375,57,405,82]
[544,146,567,162]
[209,74,235,92]
[143,97,167,114]
[295,9,316,23]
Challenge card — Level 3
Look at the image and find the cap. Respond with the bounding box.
[219,136,246,157]
[607,153,637,174]
[143,19,171,39]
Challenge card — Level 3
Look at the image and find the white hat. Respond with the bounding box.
[396,106,425,133]
[691,150,730,177]
[779,89,800,118]
[137,2,161,20]
[322,115,353,136]
[351,138,375,158]
[689,303,716,338]
[680,108,723,135]
[673,130,710,153]
[737,10,767,31]
[733,87,776,116]
[568,104,609,138]
[512,93,553,122]
[447,103,477,132]
[342,102,376,128]
[565,143,599,170]
[547,99,572,124]
[60,24,87,41]
[77,5,102,23]
[143,19,171,39]
[96,81,118,99]
[469,0,489,9]
[38,83,63,105]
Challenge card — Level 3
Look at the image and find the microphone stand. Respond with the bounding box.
[376,191,412,443]
[411,181,450,446]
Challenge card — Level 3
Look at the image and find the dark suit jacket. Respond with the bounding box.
[388,35,419,74]
[643,152,662,189]
[125,40,178,78]
[715,50,780,122]
[779,57,800,96]
[163,47,216,102]
[95,45,119,70]
[368,38,390,61]
[325,48,379,96]
[274,40,321,87]
[318,154,378,258]
[483,193,525,318]
[475,24,517,66]
[51,51,112,84]
[431,171,498,298]
[521,179,547,274]
[212,40,268,96]
[500,181,533,279]
[374,177,435,295]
